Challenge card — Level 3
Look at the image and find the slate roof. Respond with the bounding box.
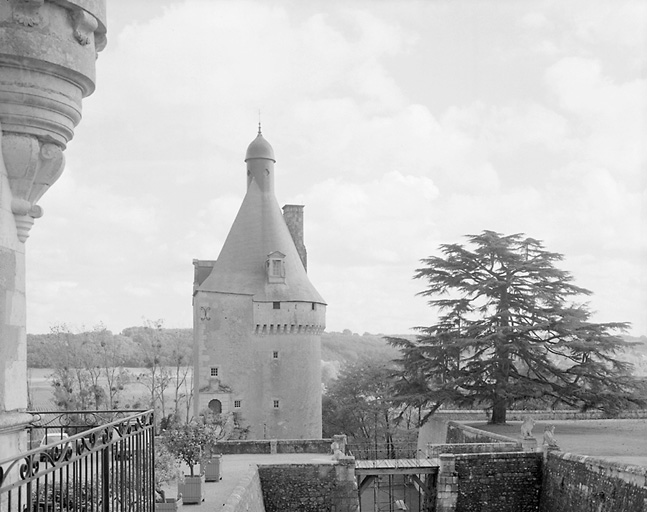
[198,137,325,304]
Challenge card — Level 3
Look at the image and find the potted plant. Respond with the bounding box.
[199,409,230,482]
[154,443,182,511]
[163,421,212,504]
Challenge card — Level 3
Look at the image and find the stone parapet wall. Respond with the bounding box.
[258,458,359,512]
[276,439,332,453]
[540,452,647,512]
[446,421,519,445]
[427,442,521,458]
[435,409,647,422]
[454,452,543,512]
[222,466,266,512]
[419,410,647,456]
[212,439,332,455]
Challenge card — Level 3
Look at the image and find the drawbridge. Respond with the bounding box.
[355,458,440,512]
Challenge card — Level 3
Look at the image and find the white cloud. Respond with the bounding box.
[22,0,647,338]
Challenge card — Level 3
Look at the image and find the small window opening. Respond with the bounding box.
[312,303,316,310]
[273,302,280,310]
[273,400,280,408]
[273,351,279,359]
[210,367,218,377]
[234,400,241,408]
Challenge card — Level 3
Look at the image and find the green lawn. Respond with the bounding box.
[466,419,647,467]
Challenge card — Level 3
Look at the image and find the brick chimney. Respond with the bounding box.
[282,204,307,271]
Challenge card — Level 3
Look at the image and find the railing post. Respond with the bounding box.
[102,446,110,512]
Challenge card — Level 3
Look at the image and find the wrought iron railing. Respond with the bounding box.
[0,410,155,512]
[346,441,422,460]
[26,410,149,451]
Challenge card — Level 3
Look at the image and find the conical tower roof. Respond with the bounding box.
[199,134,325,304]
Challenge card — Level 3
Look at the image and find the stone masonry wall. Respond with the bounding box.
[222,466,266,512]
[258,459,359,512]
[213,439,332,455]
[454,452,543,512]
[446,421,520,445]
[540,452,647,512]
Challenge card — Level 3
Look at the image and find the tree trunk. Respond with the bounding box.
[491,397,507,424]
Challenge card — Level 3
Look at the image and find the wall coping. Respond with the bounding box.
[454,451,542,461]
[447,421,520,444]
[221,465,264,512]
[434,409,647,421]
[549,451,647,488]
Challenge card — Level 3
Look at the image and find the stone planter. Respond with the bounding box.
[201,455,222,482]
[178,474,205,504]
[155,496,182,511]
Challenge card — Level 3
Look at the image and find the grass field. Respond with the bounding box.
[467,419,647,467]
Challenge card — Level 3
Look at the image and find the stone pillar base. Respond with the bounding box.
[436,454,458,512]
[0,412,33,461]
[521,437,538,452]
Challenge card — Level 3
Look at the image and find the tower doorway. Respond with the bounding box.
[208,399,222,414]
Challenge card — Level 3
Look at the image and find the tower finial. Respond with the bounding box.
[258,110,262,135]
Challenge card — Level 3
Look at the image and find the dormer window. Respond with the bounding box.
[266,251,286,284]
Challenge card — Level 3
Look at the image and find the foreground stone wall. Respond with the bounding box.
[446,421,519,445]
[540,452,647,512]
[258,458,359,512]
[454,452,543,512]
[222,466,266,512]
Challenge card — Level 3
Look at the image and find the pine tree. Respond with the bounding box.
[388,231,644,424]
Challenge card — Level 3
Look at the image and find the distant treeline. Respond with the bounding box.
[26,326,646,375]
[27,325,193,368]
[27,326,402,369]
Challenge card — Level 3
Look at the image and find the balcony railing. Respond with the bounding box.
[0,409,155,512]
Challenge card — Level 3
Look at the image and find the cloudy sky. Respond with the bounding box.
[25,0,646,336]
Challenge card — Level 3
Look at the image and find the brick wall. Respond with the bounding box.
[446,421,520,445]
[222,466,266,512]
[454,452,543,512]
[540,452,647,512]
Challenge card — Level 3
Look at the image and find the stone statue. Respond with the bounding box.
[331,434,347,460]
[520,416,536,439]
[543,425,559,449]
[331,439,344,460]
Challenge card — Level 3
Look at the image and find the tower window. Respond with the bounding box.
[312,302,316,310]
[273,400,280,408]
[266,251,286,283]
[273,301,280,310]
[234,400,241,408]
[210,367,218,377]
[272,351,279,359]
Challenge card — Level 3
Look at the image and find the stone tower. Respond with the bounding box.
[193,129,326,439]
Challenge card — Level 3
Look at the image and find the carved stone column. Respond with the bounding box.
[0,0,107,462]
